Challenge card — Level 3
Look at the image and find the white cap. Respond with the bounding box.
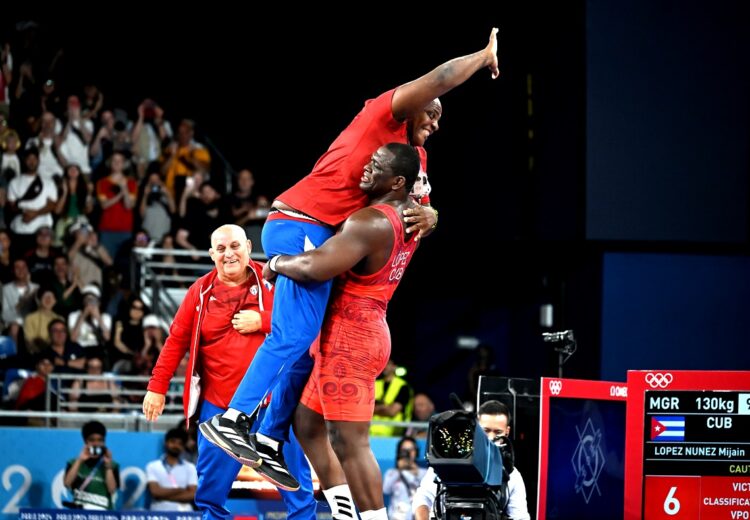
[143,314,160,329]
[81,284,101,298]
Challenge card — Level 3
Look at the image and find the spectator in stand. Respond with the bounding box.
[230,169,259,227]
[89,110,114,172]
[50,254,82,317]
[96,151,136,259]
[118,313,163,405]
[67,221,112,289]
[161,119,210,202]
[90,110,135,177]
[58,96,93,175]
[110,296,147,373]
[406,393,436,439]
[15,351,56,412]
[1,128,22,177]
[0,130,20,231]
[0,230,12,283]
[69,355,120,413]
[40,77,65,121]
[68,284,111,349]
[45,318,86,373]
[137,313,164,370]
[139,171,175,244]
[63,420,120,510]
[23,287,63,355]
[146,428,198,512]
[12,60,36,123]
[142,313,164,347]
[80,84,104,122]
[54,164,93,245]
[176,171,204,218]
[2,257,38,346]
[26,225,60,285]
[132,99,171,179]
[24,112,63,181]
[7,147,58,255]
[371,358,414,437]
[176,180,226,253]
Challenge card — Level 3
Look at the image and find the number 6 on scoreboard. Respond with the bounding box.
[664,486,680,515]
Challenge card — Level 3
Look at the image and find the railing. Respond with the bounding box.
[48,373,182,411]
[130,247,210,324]
[4,372,429,434]
[130,247,268,328]
[13,373,185,430]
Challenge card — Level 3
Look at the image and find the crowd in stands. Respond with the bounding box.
[0,21,270,413]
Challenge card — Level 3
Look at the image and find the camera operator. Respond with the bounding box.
[383,436,428,520]
[413,400,530,520]
[63,420,120,510]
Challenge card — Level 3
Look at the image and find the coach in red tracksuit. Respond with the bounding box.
[142,224,315,520]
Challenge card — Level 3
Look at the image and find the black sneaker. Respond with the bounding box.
[199,413,261,467]
[251,434,300,491]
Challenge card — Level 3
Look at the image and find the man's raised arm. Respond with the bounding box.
[391,28,499,121]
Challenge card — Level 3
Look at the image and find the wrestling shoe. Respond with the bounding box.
[199,412,261,467]
[251,434,300,491]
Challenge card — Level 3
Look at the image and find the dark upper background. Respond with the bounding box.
[6,1,749,408]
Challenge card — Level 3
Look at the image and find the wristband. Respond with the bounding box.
[430,207,439,229]
[269,255,280,273]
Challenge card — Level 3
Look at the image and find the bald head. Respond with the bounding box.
[211,224,248,248]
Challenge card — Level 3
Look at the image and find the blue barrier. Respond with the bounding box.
[20,509,201,520]
[0,427,416,520]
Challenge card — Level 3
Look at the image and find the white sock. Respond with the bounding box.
[323,484,356,519]
[256,432,280,451]
[359,508,386,520]
[222,408,241,421]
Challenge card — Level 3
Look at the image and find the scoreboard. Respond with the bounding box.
[625,371,750,520]
[536,377,627,520]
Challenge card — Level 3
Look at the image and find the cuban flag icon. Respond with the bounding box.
[651,416,686,442]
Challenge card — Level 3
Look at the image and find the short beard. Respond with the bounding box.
[167,448,183,458]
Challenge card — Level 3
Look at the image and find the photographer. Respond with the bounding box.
[383,436,428,520]
[413,401,530,520]
[139,172,175,244]
[63,420,120,510]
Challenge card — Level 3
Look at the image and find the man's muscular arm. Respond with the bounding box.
[270,209,390,283]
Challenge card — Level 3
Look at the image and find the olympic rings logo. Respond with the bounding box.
[549,380,563,395]
[644,372,673,388]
